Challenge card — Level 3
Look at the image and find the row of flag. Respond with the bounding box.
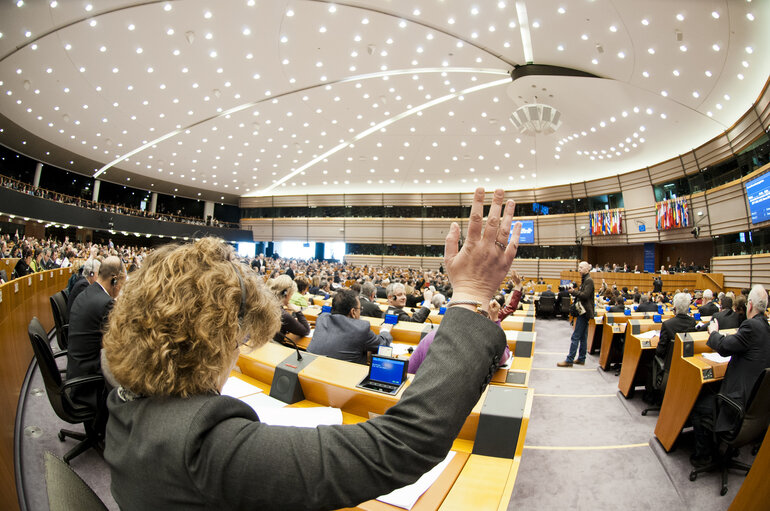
[589,209,623,235]
[656,197,690,230]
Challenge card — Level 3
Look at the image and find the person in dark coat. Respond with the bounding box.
[655,293,698,359]
[558,261,595,366]
[637,294,658,313]
[698,289,719,316]
[359,282,384,319]
[12,248,35,279]
[689,285,770,466]
[384,282,432,323]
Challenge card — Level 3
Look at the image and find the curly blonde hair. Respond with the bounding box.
[267,274,296,299]
[103,237,280,397]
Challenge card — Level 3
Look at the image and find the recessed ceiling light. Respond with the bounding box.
[679,45,687,52]
[746,13,755,21]
[672,69,680,76]
[242,27,251,35]
[692,91,700,98]
[642,71,649,77]
[745,46,754,54]
[705,70,712,77]
[609,25,617,32]
[661,90,668,97]
[531,21,539,28]
[647,47,655,54]
[558,7,565,14]
[711,11,720,19]
[581,34,588,40]
[204,10,212,19]
[557,44,564,51]
[286,9,294,16]
[617,51,625,58]
[641,18,649,26]
[676,13,684,21]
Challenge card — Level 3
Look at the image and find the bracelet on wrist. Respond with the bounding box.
[447,300,482,308]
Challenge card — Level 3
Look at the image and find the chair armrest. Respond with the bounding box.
[715,393,745,429]
[53,350,68,359]
[61,374,105,392]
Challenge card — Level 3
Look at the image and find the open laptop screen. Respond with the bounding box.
[369,356,407,385]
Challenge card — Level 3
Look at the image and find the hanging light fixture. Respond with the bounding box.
[509,103,563,135]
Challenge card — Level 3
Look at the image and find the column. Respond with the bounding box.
[92,179,101,202]
[150,192,158,214]
[33,162,43,188]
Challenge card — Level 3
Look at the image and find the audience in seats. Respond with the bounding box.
[636,294,658,313]
[268,275,310,343]
[385,282,432,323]
[66,256,125,427]
[698,289,719,316]
[12,247,35,279]
[698,295,743,330]
[68,259,101,316]
[358,282,384,319]
[308,289,393,364]
[689,285,770,467]
[289,277,309,308]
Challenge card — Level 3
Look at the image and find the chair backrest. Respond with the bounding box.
[539,296,556,313]
[44,451,108,511]
[559,296,571,313]
[731,368,770,446]
[50,292,69,350]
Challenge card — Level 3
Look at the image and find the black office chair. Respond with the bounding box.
[44,451,108,511]
[28,317,104,464]
[536,295,556,318]
[689,368,770,496]
[50,291,70,351]
[641,341,676,416]
[558,296,571,319]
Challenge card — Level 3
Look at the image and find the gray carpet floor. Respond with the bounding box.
[18,320,752,510]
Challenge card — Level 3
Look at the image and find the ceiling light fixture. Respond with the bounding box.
[509,102,562,135]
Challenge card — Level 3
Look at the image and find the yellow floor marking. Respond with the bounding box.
[532,367,595,371]
[523,443,648,451]
[534,393,616,398]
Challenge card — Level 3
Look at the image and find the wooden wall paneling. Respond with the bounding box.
[619,170,658,243]
[533,184,572,202]
[308,194,347,207]
[239,196,273,208]
[422,193,462,206]
[584,175,620,196]
[383,219,423,244]
[272,195,308,208]
[382,193,423,207]
[538,259,579,279]
[648,156,686,185]
[706,181,751,235]
[693,133,733,170]
[727,112,763,151]
[505,188,538,204]
[306,219,347,243]
[269,218,307,241]
[749,254,770,287]
[680,151,699,176]
[585,245,644,269]
[658,240,714,269]
[243,219,273,241]
[710,256,752,289]
[341,218,381,244]
[536,214,579,245]
[344,194,382,207]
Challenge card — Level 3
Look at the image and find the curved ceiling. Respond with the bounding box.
[0,0,767,201]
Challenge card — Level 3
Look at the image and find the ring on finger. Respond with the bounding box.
[495,241,506,250]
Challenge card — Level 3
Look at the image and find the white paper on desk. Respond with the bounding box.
[703,352,731,364]
[376,451,456,510]
[255,406,343,427]
[499,356,513,369]
[636,330,660,339]
[390,343,413,357]
[240,393,287,415]
[221,377,263,398]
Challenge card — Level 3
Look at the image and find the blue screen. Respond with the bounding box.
[746,173,770,224]
[370,357,406,385]
[508,220,535,244]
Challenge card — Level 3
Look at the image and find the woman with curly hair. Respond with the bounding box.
[102,188,520,510]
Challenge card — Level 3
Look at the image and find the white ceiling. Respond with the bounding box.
[0,0,767,202]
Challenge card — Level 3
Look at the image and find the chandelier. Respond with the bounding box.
[509,103,563,136]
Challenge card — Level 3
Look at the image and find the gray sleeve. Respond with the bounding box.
[191,308,505,510]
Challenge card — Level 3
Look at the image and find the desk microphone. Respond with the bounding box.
[280,333,303,361]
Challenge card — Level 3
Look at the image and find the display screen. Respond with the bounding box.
[745,172,770,224]
[370,356,406,385]
[508,220,535,244]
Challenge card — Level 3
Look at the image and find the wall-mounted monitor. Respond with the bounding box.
[745,172,770,224]
[508,219,535,244]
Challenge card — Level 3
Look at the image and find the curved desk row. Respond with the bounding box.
[236,343,535,510]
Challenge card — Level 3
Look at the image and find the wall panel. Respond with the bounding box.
[750,254,770,288]
[537,215,578,245]
[584,176,620,196]
[694,133,733,170]
[711,256,752,289]
[648,156,685,185]
[534,184,573,202]
[706,181,750,235]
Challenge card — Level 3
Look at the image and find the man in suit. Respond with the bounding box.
[655,293,697,358]
[12,248,35,279]
[308,289,393,364]
[653,276,663,293]
[285,261,297,280]
[697,295,743,331]
[359,282,384,319]
[558,261,595,367]
[68,258,101,316]
[636,294,658,313]
[375,278,389,299]
[608,297,626,313]
[698,289,719,316]
[385,282,433,323]
[67,256,125,409]
[540,284,555,299]
[689,285,770,466]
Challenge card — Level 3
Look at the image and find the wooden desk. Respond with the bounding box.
[617,320,661,398]
[654,330,735,452]
[491,331,536,387]
[560,271,725,293]
[586,315,603,354]
[729,425,770,510]
[232,355,534,511]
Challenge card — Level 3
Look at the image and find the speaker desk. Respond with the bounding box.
[234,346,534,511]
[654,330,735,452]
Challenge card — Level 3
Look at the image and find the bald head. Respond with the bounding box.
[98,256,126,298]
[578,261,591,274]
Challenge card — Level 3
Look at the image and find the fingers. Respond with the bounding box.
[506,221,522,259]
[466,188,485,242]
[498,199,515,243]
[483,189,505,242]
[444,222,460,262]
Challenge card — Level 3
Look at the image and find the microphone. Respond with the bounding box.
[280,333,303,361]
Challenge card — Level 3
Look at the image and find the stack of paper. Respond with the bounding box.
[390,343,414,357]
[702,352,731,364]
[256,406,343,427]
[636,330,660,339]
[221,376,263,398]
[376,451,456,510]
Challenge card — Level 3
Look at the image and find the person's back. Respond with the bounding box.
[308,313,391,364]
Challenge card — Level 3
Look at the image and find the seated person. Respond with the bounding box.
[12,248,34,279]
[733,295,748,325]
[689,285,770,466]
[101,188,516,510]
[68,258,101,316]
[698,289,719,316]
[655,293,697,359]
[268,275,310,342]
[359,282,384,319]
[498,270,524,320]
[308,289,392,365]
[67,256,125,409]
[696,295,742,330]
[385,282,432,323]
[636,294,658,313]
[608,297,626,313]
[289,277,309,308]
[540,284,555,299]
[430,292,446,309]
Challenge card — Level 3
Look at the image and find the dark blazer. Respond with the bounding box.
[359,296,384,319]
[652,278,663,294]
[572,273,595,318]
[710,309,743,330]
[698,301,719,317]
[540,290,555,299]
[385,304,431,323]
[608,304,625,313]
[66,282,114,407]
[12,259,34,279]
[67,277,90,316]
[637,301,658,313]
[375,286,388,299]
[308,314,392,364]
[708,315,770,431]
[104,308,506,510]
[655,313,697,358]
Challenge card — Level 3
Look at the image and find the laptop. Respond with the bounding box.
[356,355,408,395]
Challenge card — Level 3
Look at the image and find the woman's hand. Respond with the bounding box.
[488,299,501,322]
[445,188,521,311]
